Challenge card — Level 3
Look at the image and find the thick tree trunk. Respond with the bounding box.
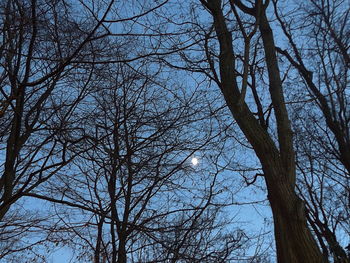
[266,176,325,262]
[245,116,325,262]
[272,206,324,262]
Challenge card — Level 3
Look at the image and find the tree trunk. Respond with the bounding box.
[266,176,325,262]
[117,237,127,263]
[0,87,25,220]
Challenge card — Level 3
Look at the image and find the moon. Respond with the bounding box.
[191,157,199,166]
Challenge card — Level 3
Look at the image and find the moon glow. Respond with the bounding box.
[191,157,199,166]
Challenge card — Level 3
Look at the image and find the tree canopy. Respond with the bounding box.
[0,0,349,262]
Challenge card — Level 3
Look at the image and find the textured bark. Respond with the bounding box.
[201,0,325,262]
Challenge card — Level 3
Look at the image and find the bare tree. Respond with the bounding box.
[0,0,171,222]
[272,0,350,261]
[0,0,120,259]
[1,0,199,261]
[0,0,119,220]
[27,60,251,262]
[160,0,325,261]
[5,0,349,262]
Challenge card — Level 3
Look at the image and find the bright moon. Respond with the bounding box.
[191,157,199,166]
